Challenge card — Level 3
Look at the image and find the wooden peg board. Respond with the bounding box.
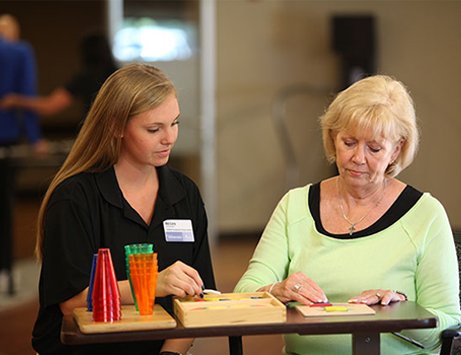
[174,292,286,327]
[73,304,176,334]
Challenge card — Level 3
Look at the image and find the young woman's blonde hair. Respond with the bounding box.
[35,63,176,260]
[320,75,419,177]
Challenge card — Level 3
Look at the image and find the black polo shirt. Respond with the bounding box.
[32,165,216,355]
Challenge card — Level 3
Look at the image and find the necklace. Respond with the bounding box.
[337,178,387,235]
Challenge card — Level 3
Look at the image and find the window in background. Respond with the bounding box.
[107,0,201,157]
[113,17,196,62]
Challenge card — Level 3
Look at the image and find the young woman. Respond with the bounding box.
[32,63,215,355]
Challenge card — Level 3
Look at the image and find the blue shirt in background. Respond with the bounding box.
[0,37,41,144]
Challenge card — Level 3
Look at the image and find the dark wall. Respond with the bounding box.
[0,0,107,137]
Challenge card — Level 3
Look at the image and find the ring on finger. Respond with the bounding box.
[292,283,303,293]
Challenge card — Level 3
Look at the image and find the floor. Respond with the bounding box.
[0,197,284,355]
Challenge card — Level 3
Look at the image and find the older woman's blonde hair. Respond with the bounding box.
[320,75,419,177]
[35,63,176,260]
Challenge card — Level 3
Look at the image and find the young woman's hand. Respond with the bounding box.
[156,261,203,298]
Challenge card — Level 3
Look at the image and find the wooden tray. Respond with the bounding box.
[173,292,286,327]
[296,303,376,317]
[73,304,176,334]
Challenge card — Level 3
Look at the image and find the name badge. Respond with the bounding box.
[163,219,194,242]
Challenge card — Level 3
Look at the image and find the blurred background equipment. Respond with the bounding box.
[332,14,376,90]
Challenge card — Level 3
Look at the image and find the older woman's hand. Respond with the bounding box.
[266,272,328,305]
[348,289,407,306]
[156,261,204,298]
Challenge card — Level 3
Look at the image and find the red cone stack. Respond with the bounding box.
[91,248,121,322]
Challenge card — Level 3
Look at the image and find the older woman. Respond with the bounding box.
[235,75,460,354]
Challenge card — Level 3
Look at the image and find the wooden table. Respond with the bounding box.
[61,301,437,355]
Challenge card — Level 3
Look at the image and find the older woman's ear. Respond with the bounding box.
[386,139,405,176]
[392,139,405,160]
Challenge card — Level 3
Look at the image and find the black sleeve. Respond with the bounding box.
[41,183,99,307]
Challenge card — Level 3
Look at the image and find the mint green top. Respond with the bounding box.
[234,184,460,355]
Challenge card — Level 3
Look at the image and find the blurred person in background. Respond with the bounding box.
[0,14,46,294]
[0,31,118,122]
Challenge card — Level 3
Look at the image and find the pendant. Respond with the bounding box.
[348,224,356,235]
